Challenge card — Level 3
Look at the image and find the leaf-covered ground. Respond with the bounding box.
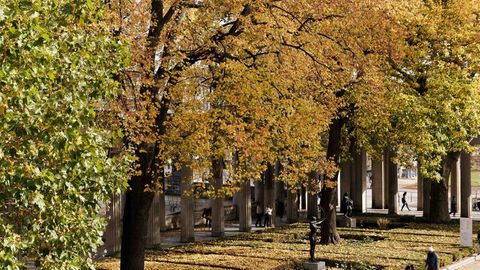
[97,221,477,270]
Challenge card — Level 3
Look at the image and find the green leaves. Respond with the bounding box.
[0,0,131,268]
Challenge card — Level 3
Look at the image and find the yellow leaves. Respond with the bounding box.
[324,179,337,189]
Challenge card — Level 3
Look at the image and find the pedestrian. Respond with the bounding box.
[255,202,263,227]
[401,192,411,211]
[264,205,273,227]
[201,207,212,228]
[425,246,439,270]
[449,195,457,216]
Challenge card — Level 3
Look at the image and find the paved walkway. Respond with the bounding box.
[156,219,287,249]
[460,261,480,270]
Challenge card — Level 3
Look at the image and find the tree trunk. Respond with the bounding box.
[264,163,277,227]
[320,117,344,245]
[120,147,156,270]
[429,152,459,223]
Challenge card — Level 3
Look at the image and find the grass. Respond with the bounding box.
[97,220,478,270]
[472,170,480,187]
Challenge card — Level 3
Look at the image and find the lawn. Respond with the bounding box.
[97,220,478,270]
[472,170,480,187]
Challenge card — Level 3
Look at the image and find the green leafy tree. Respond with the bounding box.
[386,0,480,222]
[0,0,131,268]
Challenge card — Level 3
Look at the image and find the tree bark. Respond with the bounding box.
[429,152,459,223]
[461,151,472,217]
[320,117,344,245]
[120,147,156,270]
[307,171,319,219]
[264,163,277,227]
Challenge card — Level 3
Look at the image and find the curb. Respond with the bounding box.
[441,254,480,270]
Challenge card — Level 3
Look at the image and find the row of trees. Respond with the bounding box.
[1,0,480,269]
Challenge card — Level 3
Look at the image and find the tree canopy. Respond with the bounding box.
[0,0,130,268]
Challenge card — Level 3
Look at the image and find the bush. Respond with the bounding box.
[377,218,391,229]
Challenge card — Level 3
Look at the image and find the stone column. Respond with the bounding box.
[340,160,352,203]
[159,193,167,232]
[103,193,123,256]
[352,150,367,213]
[461,152,472,218]
[211,161,225,237]
[307,191,319,219]
[451,159,461,214]
[239,180,252,232]
[387,152,398,215]
[383,151,390,209]
[371,158,384,209]
[146,193,162,247]
[180,166,195,242]
[286,187,299,223]
[299,186,307,210]
[417,163,423,211]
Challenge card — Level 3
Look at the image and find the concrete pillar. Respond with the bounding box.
[264,164,277,227]
[451,159,460,214]
[340,161,352,203]
[299,186,307,210]
[371,158,384,209]
[146,193,162,247]
[387,152,398,214]
[286,187,299,223]
[307,190,319,219]
[103,193,123,256]
[417,163,423,211]
[461,152,472,218]
[159,193,166,232]
[352,150,367,213]
[383,151,390,209]
[239,180,252,232]
[180,166,195,242]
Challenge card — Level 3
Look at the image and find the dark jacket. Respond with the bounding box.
[425,251,438,270]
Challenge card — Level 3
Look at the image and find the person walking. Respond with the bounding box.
[425,246,439,270]
[264,205,273,227]
[401,192,411,211]
[255,202,263,227]
[449,195,457,216]
[201,207,212,228]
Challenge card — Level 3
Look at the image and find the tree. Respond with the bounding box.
[267,0,398,244]
[111,1,338,267]
[0,0,130,269]
[386,0,480,222]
